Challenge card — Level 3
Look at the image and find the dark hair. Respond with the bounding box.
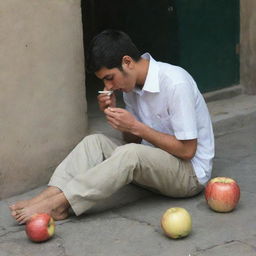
[86,30,141,73]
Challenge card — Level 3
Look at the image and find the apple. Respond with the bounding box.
[161,207,192,239]
[25,213,55,242]
[205,177,240,212]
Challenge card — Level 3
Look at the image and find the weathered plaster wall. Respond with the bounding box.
[240,0,256,94]
[0,0,87,198]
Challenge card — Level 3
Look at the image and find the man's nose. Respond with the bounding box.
[104,81,113,90]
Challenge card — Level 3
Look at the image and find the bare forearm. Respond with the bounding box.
[133,122,197,160]
[103,107,196,159]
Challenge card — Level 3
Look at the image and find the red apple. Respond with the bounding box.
[161,207,192,239]
[205,177,240,212]
[25,213,55,242]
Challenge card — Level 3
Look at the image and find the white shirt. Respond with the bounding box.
[123,53,215,185]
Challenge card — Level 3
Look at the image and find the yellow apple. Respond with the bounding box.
[161,207,192,239]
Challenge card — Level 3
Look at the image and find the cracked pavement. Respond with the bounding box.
[1,99,256,255]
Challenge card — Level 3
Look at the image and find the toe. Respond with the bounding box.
[15,209,23,215]
[11,210,17,217]
[15,211,24,221]
[16,214,26,224]
[9,204,16,211]
[19,218,28,225]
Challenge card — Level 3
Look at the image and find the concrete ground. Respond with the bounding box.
[1,88,256,256]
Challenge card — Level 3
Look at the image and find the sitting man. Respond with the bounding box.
[10,29,214,224]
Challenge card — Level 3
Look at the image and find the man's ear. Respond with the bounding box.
[122,55,134,69]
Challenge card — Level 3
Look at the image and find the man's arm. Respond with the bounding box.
[104,107,197,160]
[134,122,197,160]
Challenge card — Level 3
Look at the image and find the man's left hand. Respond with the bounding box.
[104,107,138,133]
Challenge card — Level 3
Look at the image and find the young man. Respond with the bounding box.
[10,30,214,224]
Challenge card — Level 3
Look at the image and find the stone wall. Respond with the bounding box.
[0,0,87,198]
[240,0,256,94]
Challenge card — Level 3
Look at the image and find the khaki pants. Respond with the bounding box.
[49,134,203,216]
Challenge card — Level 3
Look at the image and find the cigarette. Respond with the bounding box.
[98,90,113,96]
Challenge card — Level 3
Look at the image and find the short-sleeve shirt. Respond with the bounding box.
[123,53,215,185]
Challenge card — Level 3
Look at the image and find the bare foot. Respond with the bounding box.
[9,186,62,215]
[14,193,70,224]
[9,199,29,212]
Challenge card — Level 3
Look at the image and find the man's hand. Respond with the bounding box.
[97,92,116,112]
[104,107,138,133]
[104,107,197,160]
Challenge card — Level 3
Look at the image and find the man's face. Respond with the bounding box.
[95,65,137,93]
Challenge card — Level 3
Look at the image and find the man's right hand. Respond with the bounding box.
[97,92,116,112]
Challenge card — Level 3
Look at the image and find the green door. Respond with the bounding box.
[83,0,240,93]
[174,0,240,92]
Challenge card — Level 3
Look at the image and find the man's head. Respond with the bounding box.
[87,30,146,92]
[87,29,141,73]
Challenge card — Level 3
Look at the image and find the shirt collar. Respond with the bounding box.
[133,53,160,95]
